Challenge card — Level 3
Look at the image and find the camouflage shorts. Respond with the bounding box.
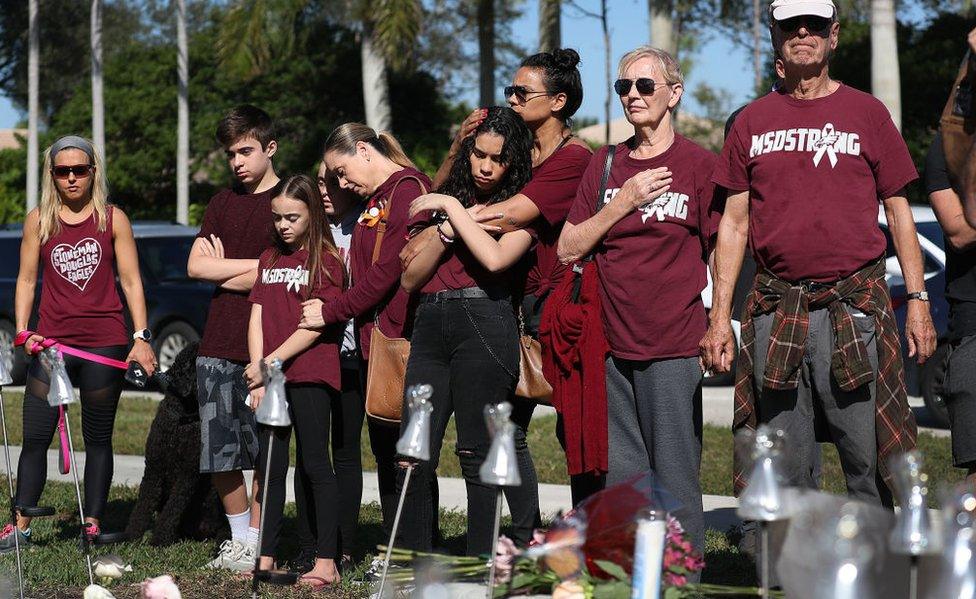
[197,357,259,473]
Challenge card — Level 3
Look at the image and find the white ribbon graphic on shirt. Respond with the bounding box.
[285,265,307,292]
[812,123,840,168]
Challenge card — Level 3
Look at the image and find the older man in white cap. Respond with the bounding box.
[701,0,936,506]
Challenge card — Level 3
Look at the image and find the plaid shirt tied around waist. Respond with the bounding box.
[732,258,917,496]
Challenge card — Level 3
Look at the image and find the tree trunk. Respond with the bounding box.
[870,0,902,130]
[478,0,495,107]
[91,0,104,162]
[176,0,189,225]
[649,0,675,56]
[361,25,392,132]
[27,0,39,211]
[602,0,611,143]
[538,0,560,52]
[753,0,762,94]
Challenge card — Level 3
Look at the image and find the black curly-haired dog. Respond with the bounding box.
[125,342,228,545]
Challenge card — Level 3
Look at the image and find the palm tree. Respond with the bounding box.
[649,0,676,56]
[176,0,189,225]
[91,0,105,162]
[539,0,560,51]
[478,0,494,107]
[217,0,421,132]
[27,0,39,211]
[870,0,901,130]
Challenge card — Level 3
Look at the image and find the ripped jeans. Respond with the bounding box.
[396,293,531,556]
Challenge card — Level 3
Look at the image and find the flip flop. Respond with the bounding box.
[298,574,336,590]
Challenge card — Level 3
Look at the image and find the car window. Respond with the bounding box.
[0,239,20,279]
[138,236,195,282]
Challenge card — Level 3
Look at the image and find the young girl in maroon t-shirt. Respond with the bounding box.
[6,135,156,551]
[244,175,345,587]
[397,107,538,555]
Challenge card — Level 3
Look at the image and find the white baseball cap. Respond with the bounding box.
[769,0,836,20]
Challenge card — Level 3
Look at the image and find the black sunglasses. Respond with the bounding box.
[504,85,553,103]
[51,164,94,179]
[775,15,832,34]
[614,78,666,96]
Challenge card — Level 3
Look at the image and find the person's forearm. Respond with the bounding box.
[930,189,976,252]
[267,329,321,363]
[187,255,258,283]
[557,206,626,264]
[710,209,749,323]
[14,278,35,332]
[884,197,927,294]
[445,203,521,272]
[248,307,263,366]
[221,270,258,292]
[402,227,447,292]
[119,276,149,331]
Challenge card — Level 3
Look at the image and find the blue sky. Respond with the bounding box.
[0,1,757,129]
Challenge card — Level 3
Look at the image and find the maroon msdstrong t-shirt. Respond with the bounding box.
[248,248,344,390]
[567,136,720,361]
[712,84,919,282]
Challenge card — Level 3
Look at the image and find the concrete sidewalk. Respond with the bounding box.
[12,445,743,532]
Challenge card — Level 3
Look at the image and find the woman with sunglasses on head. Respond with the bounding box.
[2,135,157,553]
[556,47,721,561]
[396,106,535,555]
[412,48,596,511]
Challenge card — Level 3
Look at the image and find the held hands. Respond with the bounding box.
[699,319,736,374]
[299,299,325,330]
[126,339,158,377]
[612,167,673,215]
[905,300,937,364]
[243,360,263,390]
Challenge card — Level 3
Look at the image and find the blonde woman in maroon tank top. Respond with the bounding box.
[0,135,157,552]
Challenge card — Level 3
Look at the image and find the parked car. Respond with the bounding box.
[0,222,213,383]
[701,205,951,421]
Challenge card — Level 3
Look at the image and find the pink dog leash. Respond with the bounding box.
[14,331,129,370]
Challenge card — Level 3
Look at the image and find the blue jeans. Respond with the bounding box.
[396,294,534,556]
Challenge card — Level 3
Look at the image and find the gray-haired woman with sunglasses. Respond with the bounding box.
[557,46,721,563]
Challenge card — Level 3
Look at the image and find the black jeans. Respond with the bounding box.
[18,345,127,520]
[295,368,364,558]
[258,384,340,559]
[397,295,528,556]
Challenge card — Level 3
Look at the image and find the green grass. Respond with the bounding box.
[0,393,965,504]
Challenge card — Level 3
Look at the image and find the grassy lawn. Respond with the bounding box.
[0,393,963,595]
[5,478,754,598]
[0,393,964,503]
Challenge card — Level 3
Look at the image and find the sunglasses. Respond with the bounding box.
[51,165,94,179]
[614,78,666,96]
[504,85,553,104]
[775,15,832,34]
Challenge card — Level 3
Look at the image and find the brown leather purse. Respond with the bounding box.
[515,308,553,404]
[364,175,427,423]
[941,50,976,187]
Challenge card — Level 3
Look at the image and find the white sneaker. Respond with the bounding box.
[204,539,258,571]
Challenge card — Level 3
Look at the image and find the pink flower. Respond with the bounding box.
[140,575,182,599]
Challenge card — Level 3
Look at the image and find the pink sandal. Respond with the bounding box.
[299,574,336,590]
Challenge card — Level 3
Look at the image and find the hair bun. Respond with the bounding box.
[552,48,580,70]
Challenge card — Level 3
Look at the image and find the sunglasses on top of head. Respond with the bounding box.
[51,164,94,179]
[613,78,668,96]
[504,85,553,104]
[774,15,832,34]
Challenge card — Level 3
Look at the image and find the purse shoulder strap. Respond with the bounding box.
[570,145,616,302]
[370,174,429,265]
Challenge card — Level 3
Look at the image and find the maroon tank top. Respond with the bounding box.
[37,206,128,347]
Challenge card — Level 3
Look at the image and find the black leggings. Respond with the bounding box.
[16,345,127,520]
[258,384,340,560]
[295,368,364,557]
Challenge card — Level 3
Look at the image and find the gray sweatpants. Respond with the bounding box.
[751,305,889,506]
[606,355,704,555]
[945,334,976,469]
